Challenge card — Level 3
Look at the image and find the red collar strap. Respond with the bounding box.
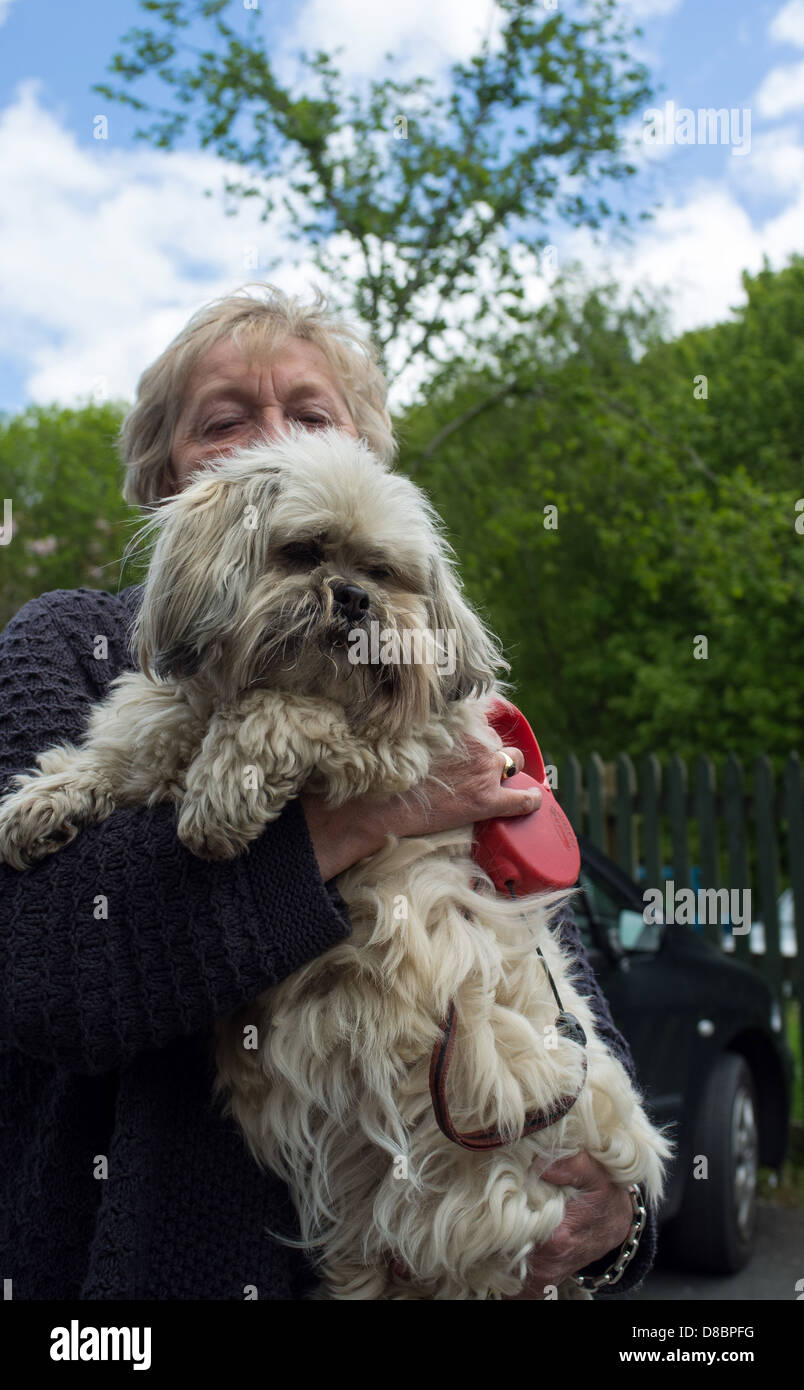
[428,998,588,1151]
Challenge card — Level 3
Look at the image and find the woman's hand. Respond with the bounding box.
[501,1154,634,1299]
[300,737,540,882]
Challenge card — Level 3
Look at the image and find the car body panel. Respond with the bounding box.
[572,836,794,1224]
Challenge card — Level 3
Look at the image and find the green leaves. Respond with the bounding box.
[395,263,804,764]
[0,403,141,630]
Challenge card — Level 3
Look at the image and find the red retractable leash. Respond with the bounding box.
[473,696,581,896]
[428,697,588,1150]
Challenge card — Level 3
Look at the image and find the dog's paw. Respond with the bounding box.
[0,793,79,869]
[176,802,244,859]
[176,795,276,860]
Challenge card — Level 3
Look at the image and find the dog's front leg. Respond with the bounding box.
[177,698,316,860]
[0,745,118,870]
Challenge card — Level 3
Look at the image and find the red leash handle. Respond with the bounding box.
[472,697,580,895]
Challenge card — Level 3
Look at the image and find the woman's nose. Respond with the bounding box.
[253,408,288,443]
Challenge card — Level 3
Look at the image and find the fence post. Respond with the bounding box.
[784,753,804,1102]
[562,753,583,835]
[754,755,783,1003]
[667,755,690,894]
[640,754,663,893]
[616,754,637,880]
[695,755,721,949]
[723,754,751,965]
[587,754,606,854]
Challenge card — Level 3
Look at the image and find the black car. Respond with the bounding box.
[573,834,794,1275]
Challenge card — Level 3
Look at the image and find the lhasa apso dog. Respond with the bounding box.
[0,426,671,1299]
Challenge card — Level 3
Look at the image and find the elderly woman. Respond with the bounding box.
[0,285,656,1300]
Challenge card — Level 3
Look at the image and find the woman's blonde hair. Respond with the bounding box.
[118,283,397,507]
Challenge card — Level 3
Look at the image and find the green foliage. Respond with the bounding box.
[94,0,653,377]
[395,258,804,765]
[0,403,143,629]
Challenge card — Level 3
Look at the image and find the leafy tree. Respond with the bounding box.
[94,0,653,379]
[395,263,804,765]
[644,253,804,495]
[0,403,139,629]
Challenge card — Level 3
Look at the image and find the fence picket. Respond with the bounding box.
[695,755,721,948]
[587,754,606,854]
[640,754,662,893]
[723,754,751,965]
[667,756,690,893]
[755,756,783,1002]
[784,753,804,1101]
[562,753,583,835]
[616,753,637,880]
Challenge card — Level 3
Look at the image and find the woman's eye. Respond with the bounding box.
[206,419,242,434]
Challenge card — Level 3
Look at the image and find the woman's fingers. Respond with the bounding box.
[488,744,540,818]
[497,745,523,778]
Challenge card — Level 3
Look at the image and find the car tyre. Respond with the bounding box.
[661,1051,758,1274]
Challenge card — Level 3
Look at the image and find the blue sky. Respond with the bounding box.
[1,0,803,415]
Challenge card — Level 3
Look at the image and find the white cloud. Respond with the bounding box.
[0,0,17,29]
[621,0,684,17]
[755,58,804,117]
[285,0,502,81]
[0,81,323,410]
[727,125,804,194]
[560,166,804,339]
[770,0,804,48]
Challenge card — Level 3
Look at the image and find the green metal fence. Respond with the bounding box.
[547,748,804,1115]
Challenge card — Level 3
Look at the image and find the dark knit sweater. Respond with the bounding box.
[0,585,657,1299]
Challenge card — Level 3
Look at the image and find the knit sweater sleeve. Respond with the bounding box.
[0,589,353,1077]
[550,901,658,1297]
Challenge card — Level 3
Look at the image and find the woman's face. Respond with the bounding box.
[168,334,359,494]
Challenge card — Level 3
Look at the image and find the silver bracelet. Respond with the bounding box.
[571,1183,647,1292]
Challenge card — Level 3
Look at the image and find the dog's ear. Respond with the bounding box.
[425,554,508,702]
[151,638,204,683]
[132,464,280,683]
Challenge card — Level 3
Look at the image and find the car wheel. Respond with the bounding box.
[661,1051,759,1274]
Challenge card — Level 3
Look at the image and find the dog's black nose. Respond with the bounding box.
[332,583,370,621]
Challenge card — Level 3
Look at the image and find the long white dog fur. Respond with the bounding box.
[0,427,672,1299]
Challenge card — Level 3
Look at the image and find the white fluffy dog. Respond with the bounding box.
[0,426,672,1299]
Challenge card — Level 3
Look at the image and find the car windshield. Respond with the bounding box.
[577,864,662,953]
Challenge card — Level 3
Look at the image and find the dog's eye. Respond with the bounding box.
[367,566,393,582]
[281,542,323,567]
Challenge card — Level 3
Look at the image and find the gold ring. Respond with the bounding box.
[501,754,517,781]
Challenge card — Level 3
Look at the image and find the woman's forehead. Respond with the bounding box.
[187,335,344,397]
